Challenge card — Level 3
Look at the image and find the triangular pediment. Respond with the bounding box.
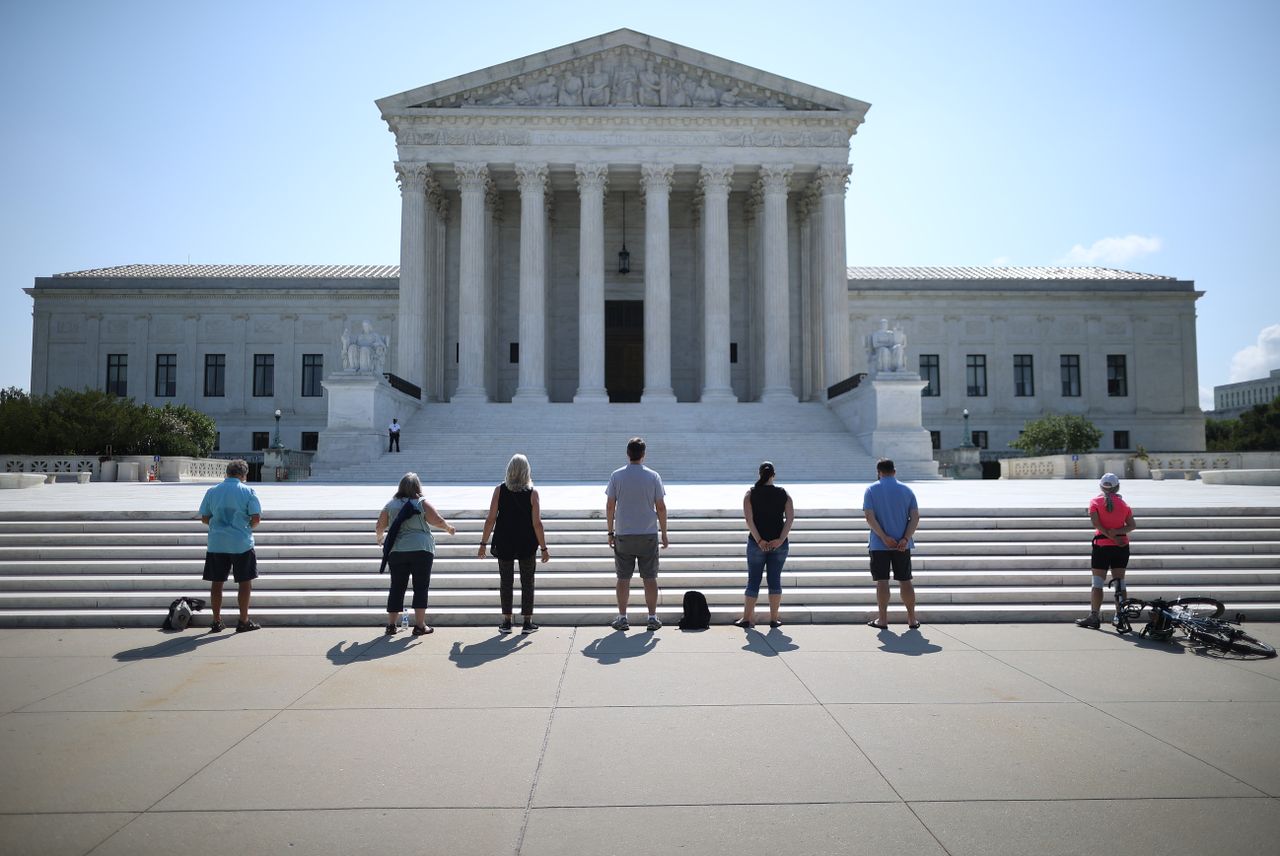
[377,28,869,115]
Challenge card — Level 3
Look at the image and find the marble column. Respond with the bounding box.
[817,164,853,395]
[514,162,549,402]
[573,163,608,402]
[641,163,676,403]
[394,162,429,392]
[453,162,490,401]
[30,310,50,395]
[427,187,449,401]
[699,164,736,403]
[760,164,797,402]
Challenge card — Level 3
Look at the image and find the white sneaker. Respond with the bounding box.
[610,615,629,631]
[647,616,662,631]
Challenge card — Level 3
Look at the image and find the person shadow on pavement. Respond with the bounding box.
[740,626,796,657]
[875,627,943,656]
[581,630,659,665]
[325,638,390,665]
[114,631,230,661]
[448,636,532,667]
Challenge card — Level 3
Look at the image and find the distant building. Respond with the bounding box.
[1212,368,1280,418]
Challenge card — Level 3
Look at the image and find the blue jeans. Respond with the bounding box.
[745,537,788,598]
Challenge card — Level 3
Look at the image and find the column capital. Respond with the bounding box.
[759,163,794,195]
[816,163,852,195]
[640,163,674,194]
[454,162,491,193]
[575,162,608,193]
[796,182,821,222]
[394,162,430,194]
[514,162,549,195]
[698,163,734,196]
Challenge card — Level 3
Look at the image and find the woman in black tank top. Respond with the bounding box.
[733,462,794,629]
[478,454,549,634]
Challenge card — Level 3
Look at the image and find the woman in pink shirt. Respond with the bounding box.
[1076,473,1137,629]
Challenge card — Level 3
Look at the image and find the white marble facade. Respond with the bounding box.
[23,30,1208,457]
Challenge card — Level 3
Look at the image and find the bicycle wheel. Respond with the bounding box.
[1188,622,1278,658]
[1168,597,1225,619]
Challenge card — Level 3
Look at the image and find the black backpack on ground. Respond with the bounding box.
[678,590,711,630]
[162,597,207,631]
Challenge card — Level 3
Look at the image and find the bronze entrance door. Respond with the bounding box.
[605,300,644,402]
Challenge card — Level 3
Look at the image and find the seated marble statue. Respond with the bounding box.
[865,318,897,376]
[341,320,390,374]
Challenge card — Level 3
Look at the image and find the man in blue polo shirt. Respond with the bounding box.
[199,459,262,633]
[862,458,920,630]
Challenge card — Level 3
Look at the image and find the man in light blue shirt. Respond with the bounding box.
[606,437,668,631]
[198,459,262,633]
[862,458,920,630]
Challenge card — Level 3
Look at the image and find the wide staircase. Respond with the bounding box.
[316,401,939,483]
[1,506,1277,627]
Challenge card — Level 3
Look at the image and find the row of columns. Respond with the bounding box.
[396,160,853,403]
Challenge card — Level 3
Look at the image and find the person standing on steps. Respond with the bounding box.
[388,418,401,453]
[606,437,668,632]
[375,472,455,636]
[1076,472,1137,629]
[862,458,921,630]
[734,461,794,629]
[478,453,549,635]
[199,458,262,633]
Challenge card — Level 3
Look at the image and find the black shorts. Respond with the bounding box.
[1090,544,1130,571]
[869,550,912,581]
[202,549,258,583]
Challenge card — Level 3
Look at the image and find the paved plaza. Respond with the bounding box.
[1,620,1278,856]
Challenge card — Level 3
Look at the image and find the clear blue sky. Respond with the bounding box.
[3,0,1277,406]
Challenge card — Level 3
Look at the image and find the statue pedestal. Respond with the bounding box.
[938,446,983,479]
[315,372,420,467]
[828,372,937,474]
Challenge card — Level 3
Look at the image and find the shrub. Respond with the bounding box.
[0,388,217,457]
[1009,413,1103,456]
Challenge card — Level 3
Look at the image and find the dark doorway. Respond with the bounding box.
[605,300,644,402]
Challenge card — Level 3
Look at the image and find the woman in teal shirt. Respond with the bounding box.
[375,472,455,635]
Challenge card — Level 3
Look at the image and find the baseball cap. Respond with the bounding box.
[1099,473,1120,490]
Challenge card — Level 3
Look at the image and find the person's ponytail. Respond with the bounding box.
[754,461,776,492]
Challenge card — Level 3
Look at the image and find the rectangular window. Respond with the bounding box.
[920,354,940,397]
[154,354,177,398]
[1013,354,1035,397]
[251,432,270,451]
[106,354,128,397]
[1061,355,1081,397]
[301,354,323,397]
[966,354,987,397]
[253,354,274,397]
[204,354,226,397]
[971,430,989,450]
[300,431,319,452]
[1114,430,1130,450]
[929,430,941,450]
[1107,354,1128,397]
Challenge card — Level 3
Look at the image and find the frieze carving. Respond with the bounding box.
[398,124,849,148]
[424,47,819,111]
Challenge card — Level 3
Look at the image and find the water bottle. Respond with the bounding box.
[400,612,410,630]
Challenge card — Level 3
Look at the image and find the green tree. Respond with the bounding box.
[0,388,218,457]
[1207,397,1280,451]
[1010,413,1103,456]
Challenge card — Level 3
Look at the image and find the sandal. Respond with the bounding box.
[731,617,752,629]
[908,621,921,630]
[412,625,433,636]
[209,620,224,633]
[235,620,261,633]
[769,619,783,629]
[865,619,888,629]
[384,623,398,636]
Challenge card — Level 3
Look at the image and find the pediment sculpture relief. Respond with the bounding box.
[422,48,820,110]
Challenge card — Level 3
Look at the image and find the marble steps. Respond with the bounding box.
[2,508,1279,626]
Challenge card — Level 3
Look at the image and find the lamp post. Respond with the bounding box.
[273,409,283,449]
[961,408,973,448]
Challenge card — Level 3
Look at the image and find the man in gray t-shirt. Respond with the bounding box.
[605,437,668,632]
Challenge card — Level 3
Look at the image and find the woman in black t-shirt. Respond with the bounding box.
[734,461,794,629]
[478,453,549,634]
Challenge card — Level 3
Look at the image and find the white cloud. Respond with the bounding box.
[1056,234,1162,267]
[1199,385,1215,412]
[1228,324,1280,382]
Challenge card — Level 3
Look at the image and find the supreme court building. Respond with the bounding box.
[25,29,1206,467]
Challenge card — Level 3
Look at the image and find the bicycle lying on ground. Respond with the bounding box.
[1109,583,1276,658]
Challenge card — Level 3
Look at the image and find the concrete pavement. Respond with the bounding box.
[1,621,1277,855]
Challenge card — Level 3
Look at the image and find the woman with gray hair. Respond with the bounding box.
[375,472,455,636]
[478,453,549,634]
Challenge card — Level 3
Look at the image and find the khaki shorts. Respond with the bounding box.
[614,534,659,580]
